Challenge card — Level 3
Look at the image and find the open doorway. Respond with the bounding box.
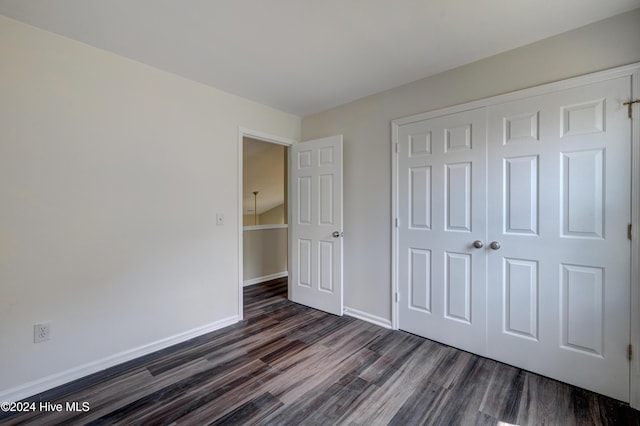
[242,137,288,285]
[237,129,294,319]
[242,138,287,227]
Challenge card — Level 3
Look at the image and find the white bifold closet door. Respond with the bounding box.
[397,75,632,402]
[485,77,631,401]
[397,108,488,356]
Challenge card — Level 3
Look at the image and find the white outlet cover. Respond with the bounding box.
[34,322,51,343]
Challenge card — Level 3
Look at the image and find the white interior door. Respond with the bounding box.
[290,135,343,316]
[486,76,631,401]
[397,108,487,355]
[395,74,632,401]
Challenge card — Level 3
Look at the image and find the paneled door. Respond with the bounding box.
[486,76,631,401]
[290,135,344,316]
[397,108,488,355]
[395,75,632,401]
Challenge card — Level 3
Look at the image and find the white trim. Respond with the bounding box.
[243,271,289,287]
[344,306,393,329]
[391,123,399,330]
[238,127,296,322]
[391,62,640,402]
[239,127,297,147]
[287,143,293,303]
[0,316,238,403]
[630,69,640,410]
[243,224,288,231]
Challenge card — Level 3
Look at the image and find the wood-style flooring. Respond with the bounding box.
[2,277,639,425]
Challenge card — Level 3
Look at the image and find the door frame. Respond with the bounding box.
[237,127,296,320]
[391,62,640,407]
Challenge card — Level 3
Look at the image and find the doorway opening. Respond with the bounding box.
[237,129,294,320]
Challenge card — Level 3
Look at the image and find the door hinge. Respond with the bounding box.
[623,99,640,119]
[395,218,399,228]
[629,224,633,241]
[395,292,399,303]
[395,143,399,153]
[629,344,633,361]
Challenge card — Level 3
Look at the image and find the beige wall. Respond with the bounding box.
[243,214,259,226]
[0,15,300,399]
[260,204,286,224]
[242,203,285,225]
[243,227,288,282]
[301,9,640,321]
[242,138,286,224]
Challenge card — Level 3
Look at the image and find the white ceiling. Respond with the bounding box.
[0,1,638,116]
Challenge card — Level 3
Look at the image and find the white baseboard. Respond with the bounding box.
[0,315,238,403]
[343,306,392,329]
[243,271,288,287]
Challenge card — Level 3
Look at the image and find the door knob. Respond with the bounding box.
[490,241,501,250]
[332,231,343,238]
[472,240,484,249]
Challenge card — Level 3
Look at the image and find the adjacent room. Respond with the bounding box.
[1,1,640,424]
[242,137,289,288]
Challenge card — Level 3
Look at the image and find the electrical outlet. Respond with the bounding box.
[216,213,224,226]
[34,322,51,343]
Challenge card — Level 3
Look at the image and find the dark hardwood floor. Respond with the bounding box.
[2,277,639,425]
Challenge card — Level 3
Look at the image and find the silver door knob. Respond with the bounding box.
[490,241,501,250]
[472,240,484,249]
[332,231,342,238]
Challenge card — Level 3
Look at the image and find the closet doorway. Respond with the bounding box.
[392,66,637,402]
